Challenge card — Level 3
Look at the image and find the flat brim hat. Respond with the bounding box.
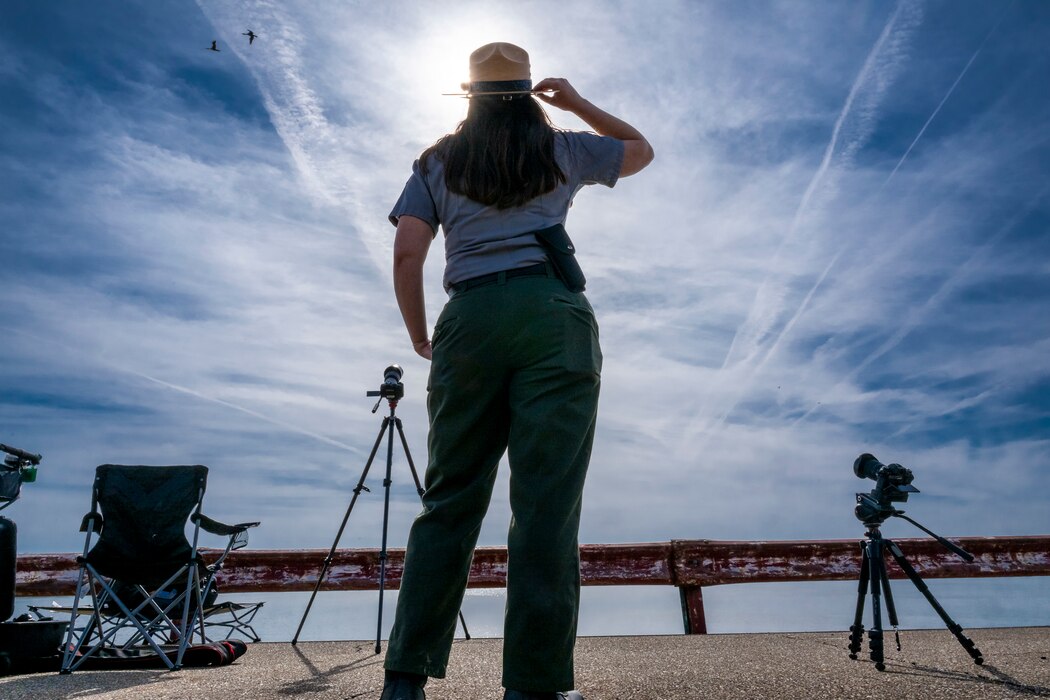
[443,41,539,97]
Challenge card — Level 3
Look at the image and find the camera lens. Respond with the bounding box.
[854,453,883,480]
[383,365,404,385]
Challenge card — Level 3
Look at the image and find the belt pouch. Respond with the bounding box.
[533,224,586,292]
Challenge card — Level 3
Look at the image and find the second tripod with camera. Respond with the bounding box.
[847,453,984,671]
[292,365,469,652]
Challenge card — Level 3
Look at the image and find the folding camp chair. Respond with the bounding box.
[60,464,259,673]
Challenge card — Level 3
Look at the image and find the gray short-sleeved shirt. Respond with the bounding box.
[389,131,624,292]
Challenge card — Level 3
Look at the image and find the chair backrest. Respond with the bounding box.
[85,465,208,587]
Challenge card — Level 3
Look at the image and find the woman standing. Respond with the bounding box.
[384,42,653,700]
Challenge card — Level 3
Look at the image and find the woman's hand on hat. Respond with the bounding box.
[533,78,587,112]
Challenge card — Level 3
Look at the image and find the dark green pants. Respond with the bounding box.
[384,273,602,692]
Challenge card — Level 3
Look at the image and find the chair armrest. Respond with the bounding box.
[192,513,260,537]
[79,511,103,533]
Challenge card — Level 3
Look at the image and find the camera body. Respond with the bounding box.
[853,453,919,525]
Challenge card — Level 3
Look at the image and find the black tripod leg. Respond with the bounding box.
[394,417,425,499]
[886,540,984,665]
[848,542,869,659]
[394,417,471,641]
[457,609,471,640]
[375,412,398,654]
[867,539,886,671]
[878,556,902,652]
[292,417,390,645]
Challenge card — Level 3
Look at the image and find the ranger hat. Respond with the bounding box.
[447,42,536,97]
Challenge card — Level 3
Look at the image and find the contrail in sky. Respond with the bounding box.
[883,388,997,441]
[780,4,1015,428]
[128,370,361,454]
[690,0,923,447]
[793,183,1049,427]
[788,1,919,235]
[194,0,392,274]
[716,0,922,375]
[702,250,843,440]
[882,1,1013,186]
[748,249,843,377]
[3,326,361,455]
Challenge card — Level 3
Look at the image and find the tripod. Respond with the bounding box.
[847,511,984,671]
[291,379,469,653]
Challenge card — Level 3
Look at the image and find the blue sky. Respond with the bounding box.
[1,0,1048,630]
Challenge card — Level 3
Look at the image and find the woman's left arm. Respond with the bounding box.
[534,77,654,177]
[393,215,434,360]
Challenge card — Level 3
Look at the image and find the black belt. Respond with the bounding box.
[449,262,552,293]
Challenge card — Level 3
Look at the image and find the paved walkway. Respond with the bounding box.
[2,627,1048,699]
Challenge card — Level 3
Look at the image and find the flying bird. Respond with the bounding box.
[243,30,258,46]
[206,40,220,52]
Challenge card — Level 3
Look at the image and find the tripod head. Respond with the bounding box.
[367,365,405,412]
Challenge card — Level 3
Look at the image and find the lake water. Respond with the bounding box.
[20,576,1049,642]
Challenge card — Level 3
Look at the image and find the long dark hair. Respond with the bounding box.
[420,96,566,209]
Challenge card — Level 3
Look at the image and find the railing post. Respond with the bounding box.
[679,585,707,634]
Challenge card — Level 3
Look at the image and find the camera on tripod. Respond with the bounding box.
[294,364,471,650]
[367,365,404,402]
[853,453,919,525]
[847,452,983,671]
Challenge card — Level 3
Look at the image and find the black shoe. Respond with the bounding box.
[503,691,584,700]
[380,671,427,700]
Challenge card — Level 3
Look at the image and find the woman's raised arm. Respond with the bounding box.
[533,77,655,177]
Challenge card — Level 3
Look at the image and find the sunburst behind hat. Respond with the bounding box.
[445,42,540,97]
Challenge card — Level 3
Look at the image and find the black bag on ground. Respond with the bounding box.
[0,517,14,622]
[534,224,586,293]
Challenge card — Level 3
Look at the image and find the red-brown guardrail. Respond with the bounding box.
[16,536,1050,633]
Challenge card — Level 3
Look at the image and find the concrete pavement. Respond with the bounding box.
[1,627,1048,699]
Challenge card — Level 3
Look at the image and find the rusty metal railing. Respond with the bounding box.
[17,535,1050,634]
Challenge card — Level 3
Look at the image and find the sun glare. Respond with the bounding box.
[403,13,541,130]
